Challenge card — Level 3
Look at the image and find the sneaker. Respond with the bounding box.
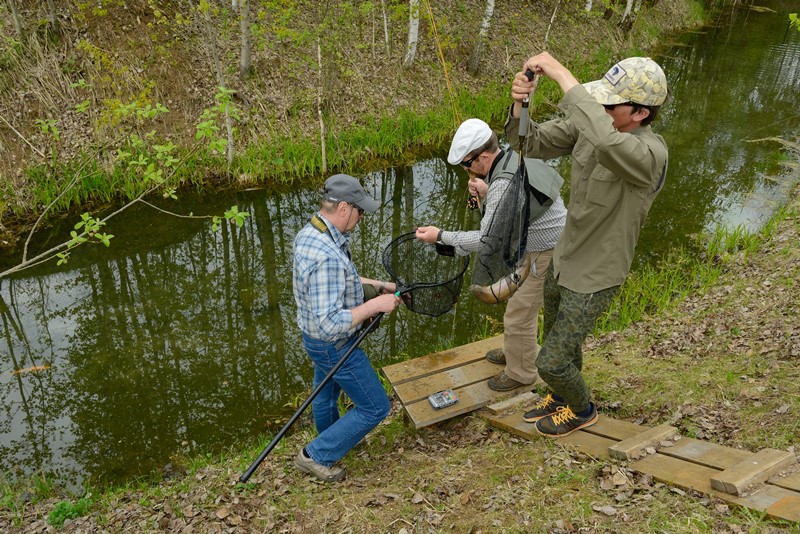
[294,449,345,482]
[487,371,524,392]
[522,393,566,422]
[485,348,506,365]
[535,404,598,438]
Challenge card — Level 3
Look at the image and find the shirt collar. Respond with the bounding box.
[317,211,352,248]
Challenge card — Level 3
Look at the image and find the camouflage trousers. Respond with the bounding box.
[536,264,619,413]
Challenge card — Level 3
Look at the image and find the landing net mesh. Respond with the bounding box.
[382,232,470,317]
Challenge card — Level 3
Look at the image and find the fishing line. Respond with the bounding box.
[422,0,459,126]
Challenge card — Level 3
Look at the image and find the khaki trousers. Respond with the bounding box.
[503,250,553,384]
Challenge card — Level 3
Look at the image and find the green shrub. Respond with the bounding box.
[48,497,92,528]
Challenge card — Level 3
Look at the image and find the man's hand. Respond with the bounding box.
[415,226,440,244]
[511,52,580,117]
[521,52,579,94]
[372,293,401,314]
[468,177,488,199]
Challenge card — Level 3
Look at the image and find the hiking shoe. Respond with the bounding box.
[535,404,598,438]
[295,449,345,482]
[487,371,524,392]
[485,348,506,365]
[522,393,566,422]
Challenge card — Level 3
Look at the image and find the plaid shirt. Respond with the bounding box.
[293,213,364,342]
[441,152,566,256]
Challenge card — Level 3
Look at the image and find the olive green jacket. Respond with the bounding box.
[505,85,668,293]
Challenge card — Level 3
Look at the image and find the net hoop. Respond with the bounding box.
[382,232,470,317]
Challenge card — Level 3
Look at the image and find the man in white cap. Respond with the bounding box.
[505,53,669,437]
[416,119,567,393]
[292,173,402,481]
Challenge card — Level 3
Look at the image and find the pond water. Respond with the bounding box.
[1,1,798,491]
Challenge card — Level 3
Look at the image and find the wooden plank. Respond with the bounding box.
[486,412,643,444]
[710,449,797,496]
[608,424,679,460]
[769,470,800,492]
[486,391,536,415]
[392,359,504,404]
[766,495,800,522]
[581,415,643,442]
[631,453,716,494]
[485,412,537,441]
[488,411,800,523]
[381,336,502,385]
[632,454,800,522]
[658,437,752,470]
[486,412,618,460]
[559,430,618,461]
[403,379,511,428]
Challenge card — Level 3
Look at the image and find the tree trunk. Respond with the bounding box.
[467,0,494,75]
[543,0,561,48]
[402,0,420,68]
[7,0,23,39]
[202,8,235,165]
[45,0,61,35]
[620,0,635,30]
[380,0,390,57]
[239,0,251,80]
[317,39,327,174]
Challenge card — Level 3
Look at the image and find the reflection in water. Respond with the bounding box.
[1,1,798,491]
[0,164,494,490]
[642,2,800,265]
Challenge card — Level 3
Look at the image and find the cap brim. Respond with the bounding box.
[582,80,628,106]
[356,196,380,213]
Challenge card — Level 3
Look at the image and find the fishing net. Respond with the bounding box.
[382,232,470,317]
[470,152,564,304]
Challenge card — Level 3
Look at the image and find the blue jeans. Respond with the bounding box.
[302,332,390,466]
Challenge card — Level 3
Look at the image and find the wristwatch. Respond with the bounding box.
[435,230,444,245]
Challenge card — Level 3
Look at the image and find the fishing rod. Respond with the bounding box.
[517,68,539,159]
[239,305,391,483]
[239,229,470,482]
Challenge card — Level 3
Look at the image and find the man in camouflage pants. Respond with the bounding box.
[505,53,669,437]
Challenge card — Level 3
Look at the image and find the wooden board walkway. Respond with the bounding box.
[488,411,799,522]
[381,335,532,428]
[382,335,800,523]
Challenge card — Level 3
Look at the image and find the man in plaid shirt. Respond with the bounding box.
[292,174,401,482]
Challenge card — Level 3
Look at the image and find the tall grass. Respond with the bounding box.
[596,221,773,332]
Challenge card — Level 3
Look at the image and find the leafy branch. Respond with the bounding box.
[1,90,249,280]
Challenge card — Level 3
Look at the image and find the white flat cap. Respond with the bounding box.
[447,118,492,165]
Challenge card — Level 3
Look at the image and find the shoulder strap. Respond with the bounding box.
[311,213,329,234]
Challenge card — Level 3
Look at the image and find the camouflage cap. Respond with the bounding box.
[582,57,668,107]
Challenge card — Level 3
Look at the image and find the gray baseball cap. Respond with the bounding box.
[323,174,379,213]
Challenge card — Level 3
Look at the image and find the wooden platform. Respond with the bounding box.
[382,335,799,523]
[381,335,532,428]
[488,410,800,523]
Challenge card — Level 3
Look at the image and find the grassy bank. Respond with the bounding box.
[2,178,797,532]
[0,0,704,237]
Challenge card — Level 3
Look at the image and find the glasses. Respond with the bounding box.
[460,152,480,168]
[349,203,364,215]
[603,102,633,111]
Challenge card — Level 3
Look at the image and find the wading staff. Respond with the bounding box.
[239,298,397,483]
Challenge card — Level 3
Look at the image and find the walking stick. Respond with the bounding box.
[239,311,385,483]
